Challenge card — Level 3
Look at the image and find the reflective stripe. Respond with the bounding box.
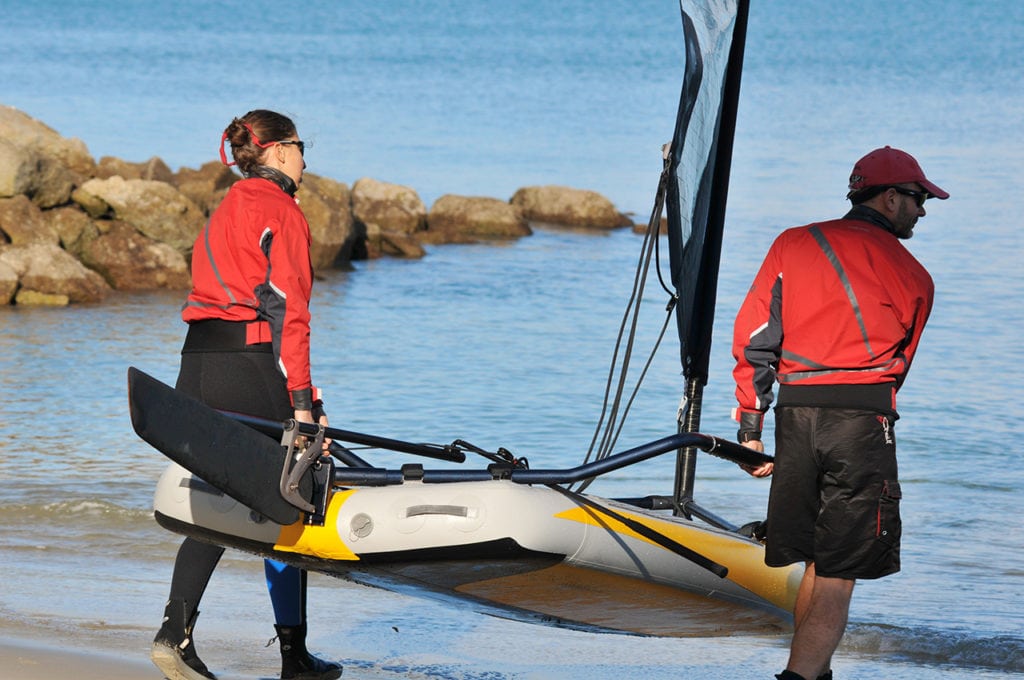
[204,219,237,305]
[779,348,903,383]
[808,225,875,359]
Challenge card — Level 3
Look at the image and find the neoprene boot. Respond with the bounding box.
[151,598,217,680]
[275,623,343,679]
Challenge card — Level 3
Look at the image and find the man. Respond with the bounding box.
[731,146,948,680]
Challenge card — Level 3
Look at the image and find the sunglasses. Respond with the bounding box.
[891,186,928,207]
[277,140,306,156]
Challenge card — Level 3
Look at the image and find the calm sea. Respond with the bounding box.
[1,1,1022,678]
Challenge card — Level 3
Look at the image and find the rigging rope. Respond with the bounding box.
[571,151,677,493]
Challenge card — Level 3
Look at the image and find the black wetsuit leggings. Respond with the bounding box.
[165,344,307,627]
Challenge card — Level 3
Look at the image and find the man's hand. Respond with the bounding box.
[739,440,773,477]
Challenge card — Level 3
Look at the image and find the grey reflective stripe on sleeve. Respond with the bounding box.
[808,225,875,359]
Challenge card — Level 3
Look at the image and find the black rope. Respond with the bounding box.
[572,155,678,492]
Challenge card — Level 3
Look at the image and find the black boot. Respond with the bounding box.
[775,672,807,680]
[151,598,217,680]
[275,623,342,680]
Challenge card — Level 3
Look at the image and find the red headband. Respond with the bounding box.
[219,123,276,166]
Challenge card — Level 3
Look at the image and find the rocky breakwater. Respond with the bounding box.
[0,104,632,307]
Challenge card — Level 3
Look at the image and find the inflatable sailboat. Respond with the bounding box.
[129,0,803,637]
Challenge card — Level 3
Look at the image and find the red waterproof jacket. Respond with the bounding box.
[732,209,933,426]
[183,176,316,398]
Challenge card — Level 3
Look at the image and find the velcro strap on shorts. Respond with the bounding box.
[245,321,272,345]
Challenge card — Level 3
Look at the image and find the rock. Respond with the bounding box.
[426,194,531,240]
[0,136,77,208]
[510,185,631,229]
[351,177,427,236]
[0,195,60,246]
[0,242,110,304]
[173,161,239,214]
[48,206,99,255]
[363,223,426,259]
[72,176,204,252]
[633,216,668,235]
[95,155,175,183]
[14,289,69,306]
[0,259,16,304]
[0,104,95,177]
[297,173,355,269]
[0,137,34,198]
[78,219,190,290]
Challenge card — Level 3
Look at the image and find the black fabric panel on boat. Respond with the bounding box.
[358,537,562,566]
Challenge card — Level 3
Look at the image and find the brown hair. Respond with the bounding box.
[222,109,297,174]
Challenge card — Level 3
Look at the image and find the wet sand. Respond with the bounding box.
[1,637,158,679]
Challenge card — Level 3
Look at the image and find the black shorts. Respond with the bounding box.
[764,406,902,580]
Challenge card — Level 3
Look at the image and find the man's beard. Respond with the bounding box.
[893,203,918,239]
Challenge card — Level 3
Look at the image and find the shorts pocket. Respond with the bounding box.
[876,480,902,546]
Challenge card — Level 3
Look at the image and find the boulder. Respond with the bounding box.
[78,219,190,290]
[0,136,77,208]
[0,259,16,304]
[0,195,60,246]
[95,155,175,183]
[0,242,110,305]
[71,176,205,252]
[173,161,239,214]
[48,206,99,255]
[510,185,631,229]
[363,223,426,259]
[0,105,95,177]
[351,177,427,235]
[0,137,34,198]
[426,194,531,240]
[297,173,355,269]
[14,289,69,306]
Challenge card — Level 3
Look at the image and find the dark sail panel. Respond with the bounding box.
[666,0,749,386]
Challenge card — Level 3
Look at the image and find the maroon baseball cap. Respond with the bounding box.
[847,146,949,200]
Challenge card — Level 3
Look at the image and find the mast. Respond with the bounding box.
[665,0,750,516]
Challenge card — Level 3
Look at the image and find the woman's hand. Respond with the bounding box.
[293,409,332,452]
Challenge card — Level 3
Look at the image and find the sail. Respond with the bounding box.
[665,0,749,387]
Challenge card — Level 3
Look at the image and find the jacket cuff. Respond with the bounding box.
[290,386,323,411]
[732,408,764,442]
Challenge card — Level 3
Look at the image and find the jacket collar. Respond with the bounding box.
[246,165,298,197]
[843,204,897,236]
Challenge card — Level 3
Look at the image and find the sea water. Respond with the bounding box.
[0,1,1022,678]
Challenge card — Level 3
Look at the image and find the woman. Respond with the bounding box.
[151,109,342,680]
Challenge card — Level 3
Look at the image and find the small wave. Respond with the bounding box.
[844,623,1024,672]
[0,498,151,524]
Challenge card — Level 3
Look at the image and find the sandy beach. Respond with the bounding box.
[2,637,157,680]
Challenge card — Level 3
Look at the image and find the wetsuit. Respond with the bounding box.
[168,166,319,626]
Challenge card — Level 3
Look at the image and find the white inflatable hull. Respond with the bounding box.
[155,462,801,636]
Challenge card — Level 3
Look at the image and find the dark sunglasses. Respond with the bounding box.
[891,186,928,207]
[277,140,305,156]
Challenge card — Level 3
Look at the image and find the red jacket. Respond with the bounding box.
[732,210,933,425]
[183,176,315,397]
